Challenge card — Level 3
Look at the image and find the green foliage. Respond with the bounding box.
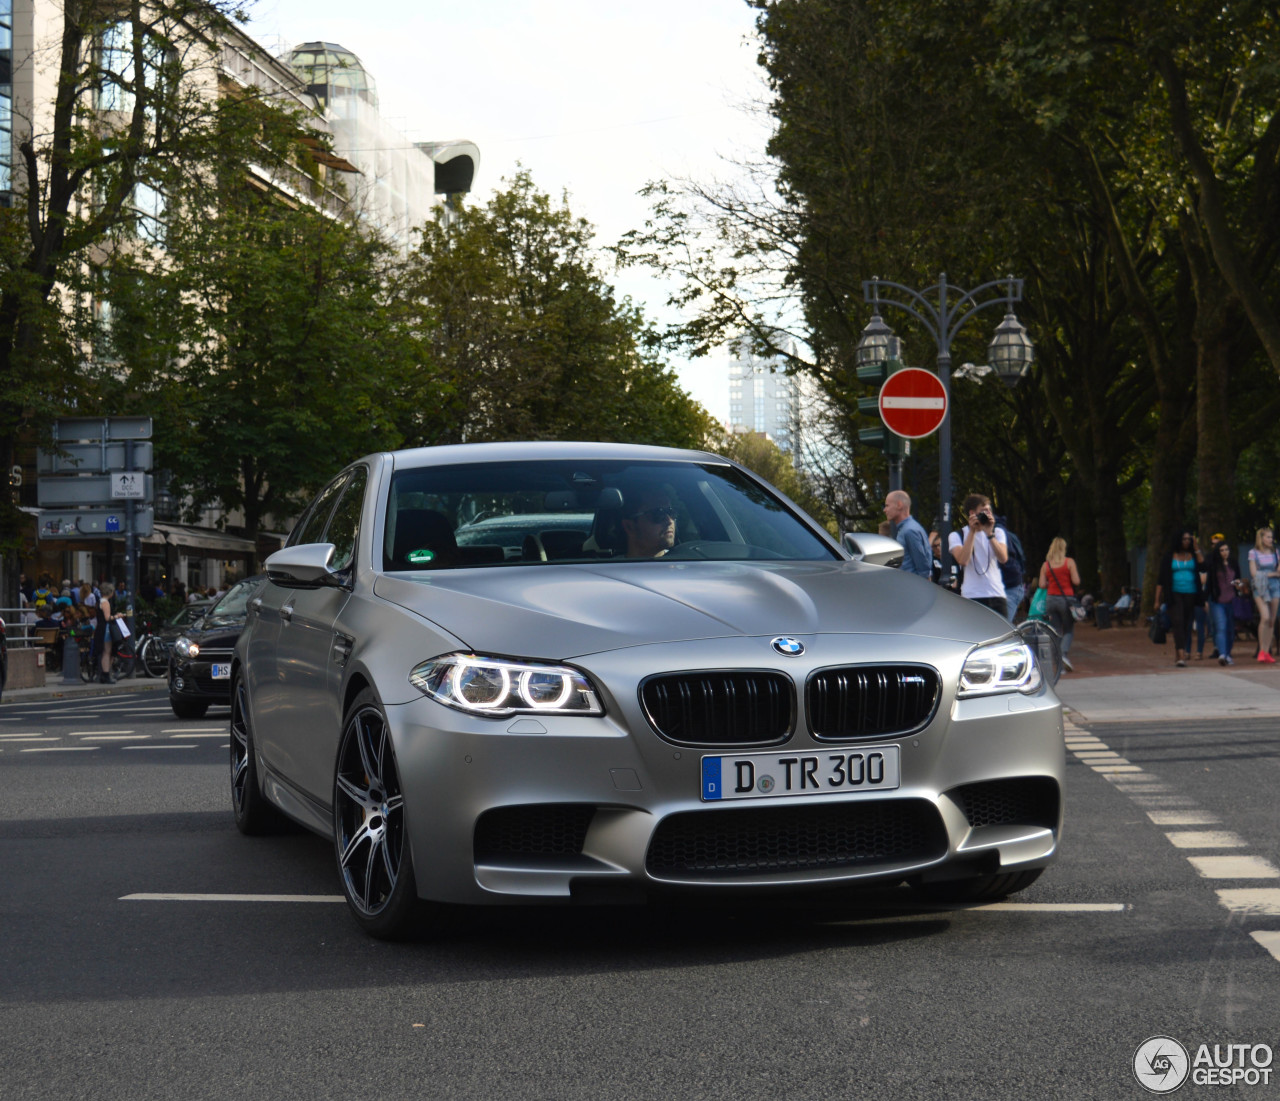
[401,171,713,450]
[101,97,418,542]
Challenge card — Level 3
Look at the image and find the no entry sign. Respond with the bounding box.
[878,368,948,439]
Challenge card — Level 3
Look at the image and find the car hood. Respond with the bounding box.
[373,561,1009,659]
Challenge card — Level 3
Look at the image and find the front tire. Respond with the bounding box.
[170,695,209,719]
[230,671,284,835]
[333,689,429,940]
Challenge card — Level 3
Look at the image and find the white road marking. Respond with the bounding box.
[121,893,346,903]
[965,902,1129,912]
[1149,811,1221,825]
[123,744,195,751]
[1217,889,1280,916]
[1165,831,1246,849]
[1188,855,1280,879]
[1091,764,1143,773]
[1,737,59,742]
[67,730,134,735]
[78,735,146,741]
[21,746,99,753]
[169,734,225,739]
[160,728,223,734]
[1250,931,1280,963]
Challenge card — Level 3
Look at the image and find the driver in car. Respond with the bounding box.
[621,488,678,558]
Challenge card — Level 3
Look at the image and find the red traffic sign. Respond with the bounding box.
[878,368,948,439]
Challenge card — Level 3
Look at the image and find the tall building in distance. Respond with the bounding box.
[727,337,802,457]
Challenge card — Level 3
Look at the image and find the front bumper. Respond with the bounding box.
[380,635,1065,906]
[168,655,234,704]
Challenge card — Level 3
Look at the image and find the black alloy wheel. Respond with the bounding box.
[333,689,425,939]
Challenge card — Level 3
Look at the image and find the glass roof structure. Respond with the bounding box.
[284,42,378,110]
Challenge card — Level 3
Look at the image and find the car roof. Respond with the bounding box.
[383,441,729,471]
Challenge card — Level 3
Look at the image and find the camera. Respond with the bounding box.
[978,511,994,527]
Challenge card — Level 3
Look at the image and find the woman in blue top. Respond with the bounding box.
[1154,528,1204,668]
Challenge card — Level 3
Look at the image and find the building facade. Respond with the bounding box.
[727,339,802,456]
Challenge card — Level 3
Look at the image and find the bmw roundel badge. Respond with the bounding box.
[771,636,805,657]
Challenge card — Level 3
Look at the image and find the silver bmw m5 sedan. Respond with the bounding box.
[231,442,1064,938]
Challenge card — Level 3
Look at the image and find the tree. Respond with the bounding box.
[0,0,251,599]
[100,97,417,556]
[401,171,713,450]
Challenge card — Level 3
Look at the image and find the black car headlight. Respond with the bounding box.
[958,638,1042,697]
[410,653,604,717]
[173,636,199,659]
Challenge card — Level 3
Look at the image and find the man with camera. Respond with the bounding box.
[947,493,1009,614]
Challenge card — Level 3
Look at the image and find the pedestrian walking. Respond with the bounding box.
[1249,527,1280,663]
[883,490,931,578]
[1154,528,1205,667]
[1205,538,1242,666]
[1039,537,1082,671]
[947,493,1009,614]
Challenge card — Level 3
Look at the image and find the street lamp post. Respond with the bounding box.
[857,273,1033,581]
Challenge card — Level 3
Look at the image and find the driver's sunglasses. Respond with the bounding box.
[631,506,677,523]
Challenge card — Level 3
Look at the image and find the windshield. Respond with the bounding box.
[383,459,837,571]
[205,581,257,622]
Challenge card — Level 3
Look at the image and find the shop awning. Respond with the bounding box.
[142,523,258,555]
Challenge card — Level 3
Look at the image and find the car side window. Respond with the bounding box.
[324,467,367,573]
[293,475,348,547]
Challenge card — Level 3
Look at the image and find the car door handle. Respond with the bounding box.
[249,598,263,614]
[280,605,294,623]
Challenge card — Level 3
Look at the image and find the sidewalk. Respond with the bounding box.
[0,675,169,705]
[1053,617,1280,722]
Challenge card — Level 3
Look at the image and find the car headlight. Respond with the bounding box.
[410,653,604,717]
[958,638,1041,697]
[173,637,199,659]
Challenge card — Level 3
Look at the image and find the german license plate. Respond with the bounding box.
[211,663,232,680]
[701,747,900,801]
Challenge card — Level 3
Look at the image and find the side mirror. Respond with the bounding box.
[842,531,905,568]
[265,543,338,587]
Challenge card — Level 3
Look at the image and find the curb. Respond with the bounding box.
[0,679,170,706]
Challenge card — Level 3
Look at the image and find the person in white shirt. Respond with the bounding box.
[947,492,1009,615]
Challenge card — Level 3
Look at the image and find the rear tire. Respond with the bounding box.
[170,696,209,720]
[230,671,284,835]
[913,867,1043,905]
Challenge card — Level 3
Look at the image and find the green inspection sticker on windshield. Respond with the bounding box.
[406,548,435,564]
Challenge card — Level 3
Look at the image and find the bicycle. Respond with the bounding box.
[1016,617,1064,687]
[137,629,170,679]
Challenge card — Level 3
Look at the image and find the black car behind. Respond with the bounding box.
[168,578,265,719]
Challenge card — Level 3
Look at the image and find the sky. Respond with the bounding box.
[243,0,776,423]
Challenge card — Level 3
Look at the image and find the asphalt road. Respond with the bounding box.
[2,696,1278,1100]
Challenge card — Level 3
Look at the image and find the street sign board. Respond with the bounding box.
[54,416,152,442]
[37,441,154,474]
[878,368,948,439]
[110,471,146,499]
[37,507,154,539]
[37,474,154,507]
